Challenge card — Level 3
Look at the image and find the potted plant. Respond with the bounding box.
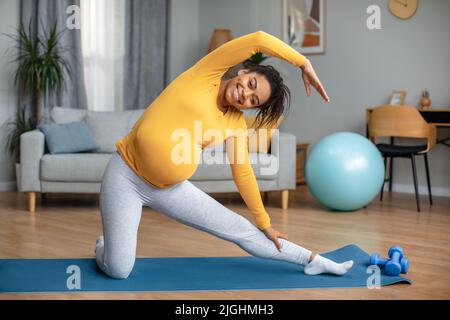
[223,53,271,80]
[4,106,37,187]
[3,21,71,190]
[244,52,269,66]
[420,89,431,109]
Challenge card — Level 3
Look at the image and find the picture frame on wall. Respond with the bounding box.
[281,0,326,55]
[389,91,407,105]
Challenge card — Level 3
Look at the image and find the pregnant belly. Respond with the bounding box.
[136,138,202,188]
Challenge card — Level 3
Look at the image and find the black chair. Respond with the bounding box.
[368,105,436,212]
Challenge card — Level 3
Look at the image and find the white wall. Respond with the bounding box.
[167,0,201,82]
[197,0,450,196]
[0,0,19,191]
[1,0,449,196]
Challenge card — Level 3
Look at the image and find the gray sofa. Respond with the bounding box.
[19,107,297,212]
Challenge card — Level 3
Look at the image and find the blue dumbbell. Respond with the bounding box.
[370,253,388,267]
[370,246,409,276]
[385,246,409,276]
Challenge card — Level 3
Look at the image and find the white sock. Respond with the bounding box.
[304,254,354,276]
[95,235,104,255]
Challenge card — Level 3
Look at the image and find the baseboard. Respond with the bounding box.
[1,180,449,197]
[0,181,17,192]
[385,183,450,198]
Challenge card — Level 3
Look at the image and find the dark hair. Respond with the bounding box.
[243,62,291,129]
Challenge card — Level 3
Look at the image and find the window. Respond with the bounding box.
[80,0,125,111]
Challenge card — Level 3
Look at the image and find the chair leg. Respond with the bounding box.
[281,190,289,209]
[28,192,36,213]
[388,157,394,192]
[410,155,421,212]
[389,137,394,192]
[424,153,433,206]
[380,157,387,202]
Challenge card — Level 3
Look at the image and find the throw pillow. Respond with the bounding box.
[38,121,100,154]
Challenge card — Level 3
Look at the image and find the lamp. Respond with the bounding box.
[208,29,233,53]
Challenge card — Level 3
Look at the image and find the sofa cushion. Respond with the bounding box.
[41,153,112,182]
[85,112,131,153]
[40,151,278,183]
[126,110,145,130]
[38,121,100,154]
[51,106,87,124]
[51,107,145,153]
[190,151,278,181]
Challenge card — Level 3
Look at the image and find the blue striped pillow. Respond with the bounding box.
[38,121,100,154]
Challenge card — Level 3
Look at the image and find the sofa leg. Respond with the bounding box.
[281,190,289,210]
[28,192,36,213]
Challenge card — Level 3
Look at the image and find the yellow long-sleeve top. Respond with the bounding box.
[116,31,307,230]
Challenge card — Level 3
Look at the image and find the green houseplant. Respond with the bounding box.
[3,20,72,188]
[223,53,270,80]
[245,52,269,66]
[5,106,37,164]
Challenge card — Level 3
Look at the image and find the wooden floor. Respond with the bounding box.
[0,186,449,300]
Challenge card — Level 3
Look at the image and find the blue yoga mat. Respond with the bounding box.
[0,244,411,293]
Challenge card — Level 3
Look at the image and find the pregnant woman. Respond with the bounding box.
[95,31,353,279]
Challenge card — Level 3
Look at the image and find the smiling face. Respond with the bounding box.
[223,69,272,110]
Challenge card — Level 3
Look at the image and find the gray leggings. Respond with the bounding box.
[96,151,312,279]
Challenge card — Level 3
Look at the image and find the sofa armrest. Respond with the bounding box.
[19,129,45,192]
[270,131,296,190]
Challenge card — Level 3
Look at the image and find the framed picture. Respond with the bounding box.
[389,91,407,105]
[281,0,326,55]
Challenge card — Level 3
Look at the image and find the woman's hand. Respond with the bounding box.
[300,59,330,102]
[262,227,289,252]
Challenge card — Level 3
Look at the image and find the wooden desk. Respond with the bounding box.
[418,108,450,127]
[366,107,450,147]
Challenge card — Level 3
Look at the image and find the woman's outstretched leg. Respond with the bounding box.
[145,180,353,275]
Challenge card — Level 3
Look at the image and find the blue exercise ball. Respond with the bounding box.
[305,132,385,211]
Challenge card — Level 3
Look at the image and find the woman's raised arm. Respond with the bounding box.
[192,31,308,78]
[192,31,330,102]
